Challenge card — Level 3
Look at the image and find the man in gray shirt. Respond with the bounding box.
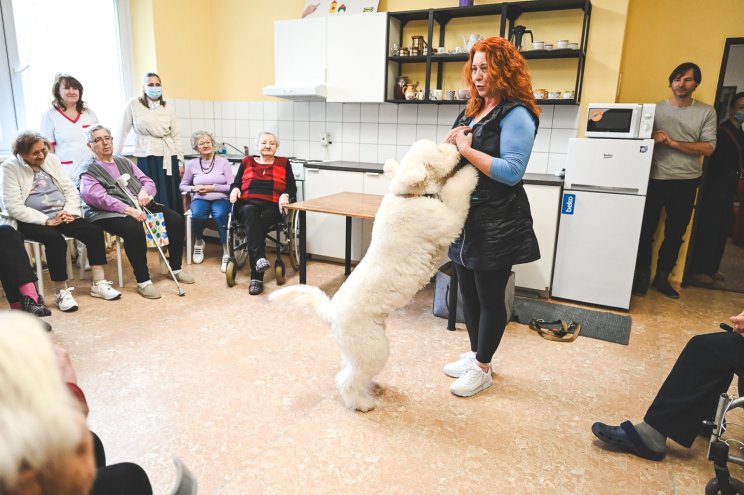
[633,62,717,299]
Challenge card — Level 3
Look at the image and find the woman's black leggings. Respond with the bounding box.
[453,263,513,364]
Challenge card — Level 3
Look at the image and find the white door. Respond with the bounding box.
[303,168,364,261]
[551,191,646,309]
[361,171,391,255]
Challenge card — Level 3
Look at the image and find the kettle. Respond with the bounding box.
[509,25,533,51]
[462,33,483,51]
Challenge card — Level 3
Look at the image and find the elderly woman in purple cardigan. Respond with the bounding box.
[179,131,234,272]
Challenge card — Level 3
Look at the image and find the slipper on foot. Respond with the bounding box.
[591,421,664,461]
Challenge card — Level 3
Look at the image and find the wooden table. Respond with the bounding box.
[285,192,383,284]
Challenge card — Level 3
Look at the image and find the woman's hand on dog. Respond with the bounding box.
[445,126,472,149]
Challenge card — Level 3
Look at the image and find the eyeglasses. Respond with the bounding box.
[196,141,212,147]
[92,136,113,144]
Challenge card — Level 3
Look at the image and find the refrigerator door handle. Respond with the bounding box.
[569,184,641,194]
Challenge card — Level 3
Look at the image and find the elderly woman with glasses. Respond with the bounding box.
[0,131,122,313]
[179,130,234,272]
[79,124,194,299]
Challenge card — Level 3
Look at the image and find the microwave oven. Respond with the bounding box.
[585,103,656,139]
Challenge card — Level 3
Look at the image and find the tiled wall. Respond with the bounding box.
[172,99,578,174]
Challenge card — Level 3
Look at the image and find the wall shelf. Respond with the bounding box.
[384,0,592,105]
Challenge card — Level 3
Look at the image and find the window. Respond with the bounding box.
[0,0,132,154]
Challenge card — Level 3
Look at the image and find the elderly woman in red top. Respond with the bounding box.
[229,132,296,295]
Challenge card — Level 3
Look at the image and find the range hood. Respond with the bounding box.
[262,84,327,101]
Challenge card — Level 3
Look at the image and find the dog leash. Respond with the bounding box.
[529,319,581,342]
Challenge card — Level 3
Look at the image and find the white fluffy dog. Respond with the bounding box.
[269,139,478,411]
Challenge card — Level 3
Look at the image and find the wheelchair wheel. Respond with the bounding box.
[706,477,744,495]
[229,224,249,269]
[225,259,237,287]
[287,209,300,270]
[275,261,286,285]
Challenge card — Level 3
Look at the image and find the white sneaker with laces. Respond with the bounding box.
[90,280,122,300]
[54,287,79,312]
[450,362,493,397]
[221,255,230,273]
[443,351,475,378]
[193,239,205,264]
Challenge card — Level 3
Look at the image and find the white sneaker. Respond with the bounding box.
[54,287,79,312]
[450,362,493,397]
[221,255,230,273]
[193,239,205,264]
[90,280,122,300]
[443,351,475,378]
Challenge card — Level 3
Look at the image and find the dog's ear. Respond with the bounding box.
[390,160,428,195]
[383,158,399,176]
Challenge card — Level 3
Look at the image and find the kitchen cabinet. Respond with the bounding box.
[303,164,391,262]
[385,0,591,105]
[512,178,563,294]
[326,13,387,102]
[268,13,387,102]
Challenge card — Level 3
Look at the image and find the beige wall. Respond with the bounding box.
[129,0,629,109]
[619,0,742,280]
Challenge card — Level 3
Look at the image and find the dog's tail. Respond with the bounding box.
[268,285,333,324]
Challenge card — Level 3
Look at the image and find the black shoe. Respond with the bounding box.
[632,270,649,296]
[20,295,52,317]
[652,272,679,299]
[248,280,264,296]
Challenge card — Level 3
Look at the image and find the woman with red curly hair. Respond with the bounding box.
[443,36,541,398]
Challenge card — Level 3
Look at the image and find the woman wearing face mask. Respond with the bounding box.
[116,72,184,214]
[688,91,744,280]
[40,74,98,183]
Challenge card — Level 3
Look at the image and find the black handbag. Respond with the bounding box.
[432,263,465,323]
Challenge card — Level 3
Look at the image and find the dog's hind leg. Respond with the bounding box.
[334,320,390,412]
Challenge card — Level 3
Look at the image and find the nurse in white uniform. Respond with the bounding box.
[40,74,98,184]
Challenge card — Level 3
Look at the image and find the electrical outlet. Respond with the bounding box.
[320,132,331,147]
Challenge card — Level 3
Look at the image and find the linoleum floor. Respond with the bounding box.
[8,245,744,494]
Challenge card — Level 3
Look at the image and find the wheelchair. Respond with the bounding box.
[705,384,744,495]
[224,203,300,287]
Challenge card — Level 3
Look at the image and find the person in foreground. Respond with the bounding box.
[180,130,234,272]
[442,36,541,397]
[79,124,194,299]
[592,309,744,461]
[0,131,122,312]
[229,131,296,296]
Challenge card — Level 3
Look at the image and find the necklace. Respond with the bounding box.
[199,156,215,174]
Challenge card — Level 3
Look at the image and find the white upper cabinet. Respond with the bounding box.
[267,13,386,102]
[326,13,387,102]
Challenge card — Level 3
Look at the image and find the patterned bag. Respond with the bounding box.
[143,212,169,248]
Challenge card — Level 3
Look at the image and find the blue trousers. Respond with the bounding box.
[191,198,230,244]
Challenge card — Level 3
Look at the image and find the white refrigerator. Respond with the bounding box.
[551,138,654,309]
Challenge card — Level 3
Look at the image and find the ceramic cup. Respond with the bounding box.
[544,44,553,51]
[532,41,544,50]
[430,89,443,100]
[556,40,569,49]
[533,89,547,100]
[446,90,456,100]
[437,46,446,54]
[562,90,575,99]
[548,91,561,99]
[416,89,425,100]
[457,89,470,100]
[568,42,579,50]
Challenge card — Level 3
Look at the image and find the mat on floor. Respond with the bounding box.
[512,297,631,345]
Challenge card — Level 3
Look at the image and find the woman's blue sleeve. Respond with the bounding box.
[488,107,536,186]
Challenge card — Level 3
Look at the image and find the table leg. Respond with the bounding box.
[447,268,458,331]
[300,210,307,284]
[345,216,352,276]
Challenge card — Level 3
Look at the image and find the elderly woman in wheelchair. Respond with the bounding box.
[592,309,744,493]
[228,132,296,296]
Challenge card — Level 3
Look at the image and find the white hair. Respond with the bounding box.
[255,131,279,151]
[0,312,81,491]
